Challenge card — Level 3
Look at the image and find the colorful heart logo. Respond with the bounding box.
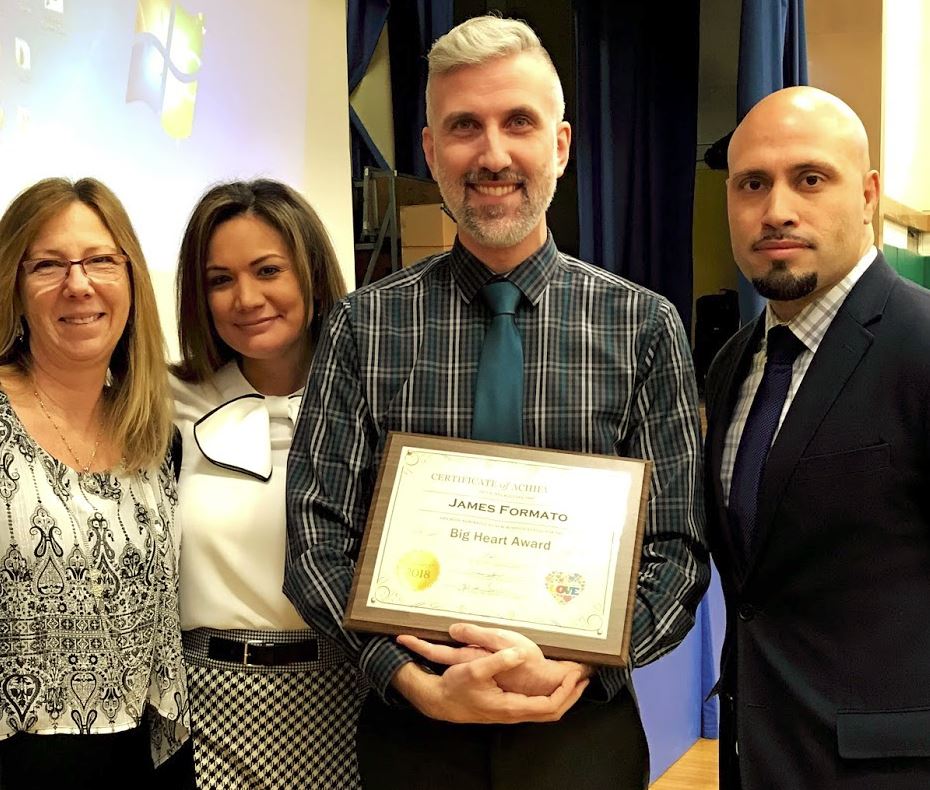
[545,571,585,604]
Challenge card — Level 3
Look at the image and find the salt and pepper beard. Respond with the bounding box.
[434,159,558,250]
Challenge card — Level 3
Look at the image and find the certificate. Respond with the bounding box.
[344,433,651,666]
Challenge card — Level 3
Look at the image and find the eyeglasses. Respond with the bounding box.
[21,253,129,284]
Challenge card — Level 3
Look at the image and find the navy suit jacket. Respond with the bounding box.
[705,254,930,789]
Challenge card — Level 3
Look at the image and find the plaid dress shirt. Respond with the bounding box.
[285,234,709,700]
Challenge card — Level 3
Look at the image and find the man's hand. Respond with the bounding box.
[390,646,588,724]
[398,623,595,697]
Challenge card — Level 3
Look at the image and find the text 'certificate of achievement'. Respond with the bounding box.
[345,433,651,666]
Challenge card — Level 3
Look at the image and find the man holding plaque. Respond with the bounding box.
[286,15,708,790]
[706,86,930,788]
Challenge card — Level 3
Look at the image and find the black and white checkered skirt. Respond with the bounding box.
[182,627,366,789]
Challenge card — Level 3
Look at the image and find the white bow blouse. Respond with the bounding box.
[171,362,309,632]
[194,391,302,482]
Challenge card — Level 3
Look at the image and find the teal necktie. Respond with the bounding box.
[472,281,523,444]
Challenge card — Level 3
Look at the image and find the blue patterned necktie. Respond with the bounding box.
[728,325,805,560]
[472,281,523,444]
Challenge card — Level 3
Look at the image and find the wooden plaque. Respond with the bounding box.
[344,432,651,666]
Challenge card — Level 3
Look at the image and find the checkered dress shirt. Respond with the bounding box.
[721,247,878,504]
[285,234,709,700]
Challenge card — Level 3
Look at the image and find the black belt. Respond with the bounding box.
[207,635,319,666]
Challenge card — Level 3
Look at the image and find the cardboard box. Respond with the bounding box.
[402,245,450,268]
[400,204,457,247]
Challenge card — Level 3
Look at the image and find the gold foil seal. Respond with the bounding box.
[396,550,440,591]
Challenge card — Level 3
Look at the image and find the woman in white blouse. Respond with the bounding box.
[171,179,361,788]
[0,178,189,787]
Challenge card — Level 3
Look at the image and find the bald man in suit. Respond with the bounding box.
[705,86,930,789]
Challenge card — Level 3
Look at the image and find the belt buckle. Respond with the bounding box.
[243,640,275,665]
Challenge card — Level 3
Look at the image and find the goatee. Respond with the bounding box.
[752,264,818,302]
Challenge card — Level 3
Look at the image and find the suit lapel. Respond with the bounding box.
[708,318,764,583]
[744,256,897,579]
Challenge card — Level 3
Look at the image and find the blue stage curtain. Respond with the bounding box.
[388,1,453,179]
[574,0,700,332]
[735,0,809,323]
[347,0,391,177]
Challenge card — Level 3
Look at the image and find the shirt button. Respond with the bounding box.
[738,603,756,621]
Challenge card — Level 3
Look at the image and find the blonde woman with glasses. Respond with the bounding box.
[0,178,190,788]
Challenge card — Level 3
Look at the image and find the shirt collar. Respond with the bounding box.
[764,245,878,355]
[214,359,305,401]
[450,231,559,306]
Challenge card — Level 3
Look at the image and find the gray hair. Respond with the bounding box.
[426,15,565,124]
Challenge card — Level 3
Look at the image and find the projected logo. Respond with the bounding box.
[126,0,205,139]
